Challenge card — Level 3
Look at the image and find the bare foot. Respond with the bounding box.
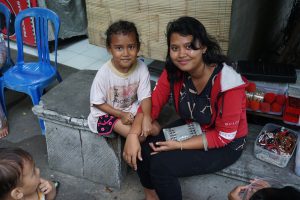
[0,121,8,138]
[144,188,159,200]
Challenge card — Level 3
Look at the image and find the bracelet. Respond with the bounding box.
[180,141,183,151]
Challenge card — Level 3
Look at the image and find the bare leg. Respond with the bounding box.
[144,188,159,200]
[113,120,145,142]
[0,120,8,138]
[113,120,131,137]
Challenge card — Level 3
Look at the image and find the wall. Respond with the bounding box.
[228,0,294,62]
[86,0,233,61]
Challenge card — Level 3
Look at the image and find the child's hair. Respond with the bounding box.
[105,20,140,49]
[0,147,34,199]
[250,186,300,200]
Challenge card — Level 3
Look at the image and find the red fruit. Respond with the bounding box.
[250,100,260,111]
[271,102,282,113]
[246,82,256,92]
[264,93,276,104]
[275,94,286,105]
[260,102,271,113]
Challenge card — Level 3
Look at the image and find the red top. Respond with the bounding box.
[141,63,248,149]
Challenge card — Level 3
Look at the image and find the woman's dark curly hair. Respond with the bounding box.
[165,16,228,82]
[105,20,140,50]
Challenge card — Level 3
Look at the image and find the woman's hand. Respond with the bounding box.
[120,112,134,125]
[141,115,152,137]
[123,133,142,170]
[149,140,181,154]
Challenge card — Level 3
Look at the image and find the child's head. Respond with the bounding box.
[250,186,300,200]
[105,20,141,72]
[106,20,140,49]
[0,147,40,200]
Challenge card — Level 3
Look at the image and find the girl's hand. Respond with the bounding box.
[149,140,180,154]
[39,178,54,195]
[141,115,152,137]
[123,133,142,171]
[249,179,271,189]
[120,112,134,125]
[228,185,248,200]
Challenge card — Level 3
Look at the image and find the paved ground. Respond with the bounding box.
[0,50,248,200]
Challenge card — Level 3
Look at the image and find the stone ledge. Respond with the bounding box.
[32,70,125,188]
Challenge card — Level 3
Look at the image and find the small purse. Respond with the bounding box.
[163,122,203,141]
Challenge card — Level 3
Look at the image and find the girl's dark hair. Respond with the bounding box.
[165,16,228,82]
[105,20,140,49]
[0,148,34,199]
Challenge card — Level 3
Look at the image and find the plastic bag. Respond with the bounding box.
[0,33,7,67]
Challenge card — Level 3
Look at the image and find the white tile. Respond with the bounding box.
[63,54,98,70]
[81,45,111,61]
[10,42,17,50]
[10,41,38,57]
[63,39,93,54]
[84,59,106,70]
[51,49,79,63]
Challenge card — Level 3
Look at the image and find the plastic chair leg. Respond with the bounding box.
[56,71,62,82]
[29,88,45,135]
[38,119,46,135]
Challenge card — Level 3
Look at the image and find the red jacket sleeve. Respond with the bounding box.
[150,70,171,120]
[205,88,246,148]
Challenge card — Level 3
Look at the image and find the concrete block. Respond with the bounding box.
[33,70,125,188]
[45,122,83,177]
[81,130,126,187]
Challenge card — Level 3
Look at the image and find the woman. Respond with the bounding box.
[123,16,248,200]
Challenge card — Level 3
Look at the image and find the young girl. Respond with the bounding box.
[88,20,156,138]
[0,147,57,200]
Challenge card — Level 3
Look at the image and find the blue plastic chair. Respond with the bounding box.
[0,7,62,135]
[0,3,14,73]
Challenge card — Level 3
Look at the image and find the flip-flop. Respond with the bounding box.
[53,181,60,189]
[53,180,60,195]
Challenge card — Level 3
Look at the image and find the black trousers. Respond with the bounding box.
[137,119,244,200]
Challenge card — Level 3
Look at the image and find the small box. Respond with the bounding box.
[246,83,287,115]
[283,96,300,126]
[254,123,299,168]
